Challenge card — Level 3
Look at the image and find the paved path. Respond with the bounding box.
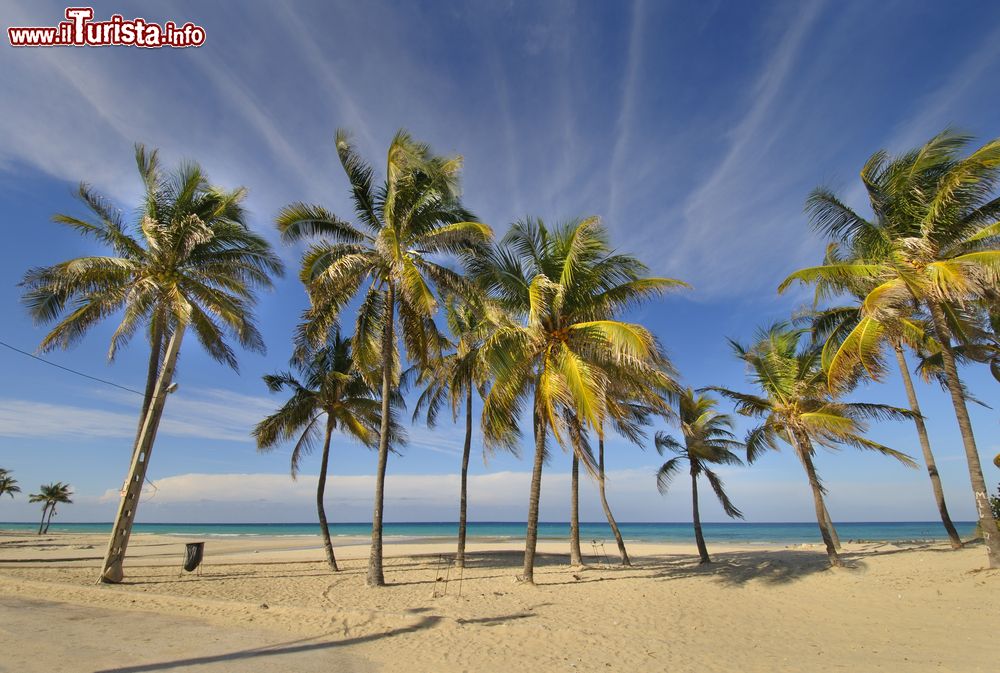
[0,596,375,673]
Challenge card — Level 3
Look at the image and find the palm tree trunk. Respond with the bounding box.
[927,300,1000,568]
[790,431,842,567]
[597,436,631,566]
[134,312,165,445]
[569,452,583,566]
[691,471,710,564]
[317,416,338,572]
[821,502,841,550]
[43,504,56,534]
[456,385,473,569]
[523,400,546,584]
[37,503,48,535]
[367,285,395,587]
[100,323,186,583]
[893,345,963,549]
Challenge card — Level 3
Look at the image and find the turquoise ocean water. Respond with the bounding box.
[0,521,978,544]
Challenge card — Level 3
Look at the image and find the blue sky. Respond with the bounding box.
[0,0,998,525]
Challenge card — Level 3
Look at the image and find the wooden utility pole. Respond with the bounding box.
[99,324,186,583]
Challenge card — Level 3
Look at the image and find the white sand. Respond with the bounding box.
[1,531,997,672]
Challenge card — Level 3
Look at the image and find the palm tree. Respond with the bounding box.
[0,469,21,500]
[28,482,72,534]
[474,217,685,583]
[254,333,386,571]
[276,129,491,587]
[779,130,1000,567]
[654,389,744,564]
[21,145,282,582]
[800,246,963,548]
[410,296,503,569]
[711,324,916,567]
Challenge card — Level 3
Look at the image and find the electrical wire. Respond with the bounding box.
[0,339,144,396]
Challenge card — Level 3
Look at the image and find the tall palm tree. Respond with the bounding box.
[276,129,491,587]
[0,469,21,500]
[654,389,744,564]
[474,217,685,583]
[254,333,387,571]
[711,324,915,567]
[780,130,1000,567]
[21,145,282,582]
[28,482,72,535]
[410,296,504,569]
[800,246,963,549]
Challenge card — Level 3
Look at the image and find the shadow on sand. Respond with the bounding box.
[92,617,441,673]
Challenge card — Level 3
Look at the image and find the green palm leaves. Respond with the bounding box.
[477,217,684,456]
[0,469,20,499]
[254,333,384,477]
[279,129,490,375]
[716,324,914,466]
[655,390,744,517]
[22,144,282,369]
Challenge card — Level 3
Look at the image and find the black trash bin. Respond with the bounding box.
[183,542,205,572]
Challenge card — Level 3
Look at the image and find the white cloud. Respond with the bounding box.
[75,464,979,524]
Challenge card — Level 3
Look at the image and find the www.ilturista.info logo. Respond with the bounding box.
[8,7,206,48]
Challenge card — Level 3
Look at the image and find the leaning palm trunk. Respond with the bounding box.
[927,301,1000,568]
[691,471,710,564]
[569,453,583,566]
[100,323,186,583]
[523,405,546,584]
[133,313,165,447]
[597,437,631,566]
[790,431,842,567]
[893,345,963,549]
[456,387,473,569]
[821,503,841,551]
[43,504,57,534]
[367,286,396,587]
[317,418,338,571]
[37,503,48,535]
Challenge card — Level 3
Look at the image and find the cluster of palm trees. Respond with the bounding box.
[18,127,1000,586]
[1,471,73,535]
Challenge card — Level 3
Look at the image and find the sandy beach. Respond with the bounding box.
[1,531,997,672]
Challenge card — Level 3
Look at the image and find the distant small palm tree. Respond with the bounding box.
[655,389,744,564]
[254,333,388,571]
[0,469,21,500]
[28,482,73,534]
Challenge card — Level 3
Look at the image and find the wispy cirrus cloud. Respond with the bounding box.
[0,387,276,443]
